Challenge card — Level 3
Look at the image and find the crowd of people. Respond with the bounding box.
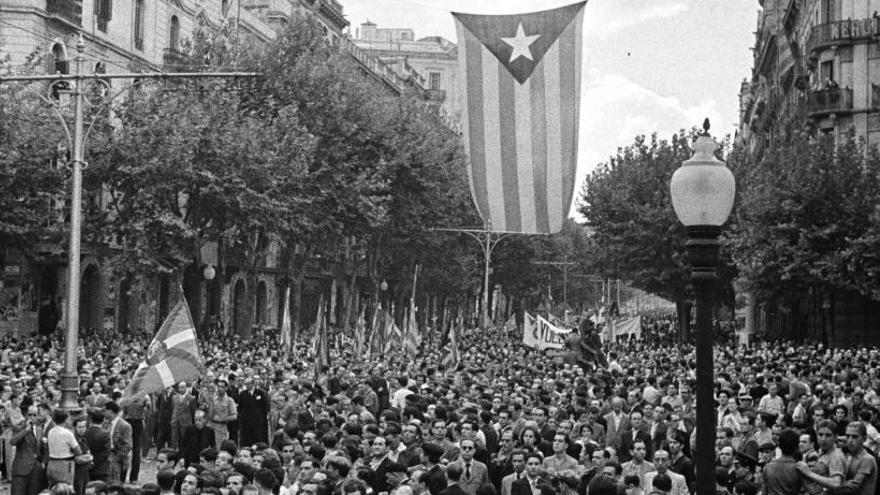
[0,317,878,495]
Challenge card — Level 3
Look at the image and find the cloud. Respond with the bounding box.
[576,70,722,182]
[585,2,690,39]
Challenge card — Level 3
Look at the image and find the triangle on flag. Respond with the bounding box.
[453,2,586,84]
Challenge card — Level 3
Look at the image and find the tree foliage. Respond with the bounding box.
[727,132,880,301]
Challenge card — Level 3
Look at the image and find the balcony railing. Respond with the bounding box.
[806,86,853,118]
[46,0,83,26]
[807,18,879,55]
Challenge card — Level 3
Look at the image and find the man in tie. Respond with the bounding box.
[11,405,46,495]
[448,439,488,495]
[103,401,132,483]
[500,450,526,495]
[510,452,544,495]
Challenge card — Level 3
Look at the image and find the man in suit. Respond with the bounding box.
[500,450,526,495]
[181,409,215,467]
[643,403,668,454]
[618,410,653,463]
[367,436,393,494]
[170,382,195,450]
[604,398,630,451]
[510,452,545,495]
[448,439,488,495]
[103,401,132,483]
[238,377,270,446]
[84,410,112,482]
[153,387,174,452]
[438,463,469,495]
[297,395,321,433]
[11,405,46,495]
[644,450,689,495]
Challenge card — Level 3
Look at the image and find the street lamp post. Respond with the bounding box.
[669,120,735,495]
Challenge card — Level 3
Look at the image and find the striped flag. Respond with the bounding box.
[123,298,204,399]
[354,305,366,357]
[280,287,292,351]
[453,2,586,233]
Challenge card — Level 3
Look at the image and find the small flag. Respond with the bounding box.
[453,2,586,233]
[123,298,204,399]
[281,287,292,351]
[354,305,366,357]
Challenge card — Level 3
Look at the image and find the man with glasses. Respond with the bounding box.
[449,439,488,495]
[644,450,688,495]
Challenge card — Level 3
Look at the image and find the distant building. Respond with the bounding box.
[353,20,461,129]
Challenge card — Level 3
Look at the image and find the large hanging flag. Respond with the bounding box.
[123,298,204,399]
[453,2,586,233]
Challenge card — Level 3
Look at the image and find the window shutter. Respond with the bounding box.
[105,0,112,21]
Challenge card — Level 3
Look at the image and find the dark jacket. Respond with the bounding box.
[438,483,469,495]
[11,422,43,477]
[181,425,216,467]
[84,425,111,481]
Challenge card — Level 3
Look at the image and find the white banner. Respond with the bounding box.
[602,315,642,342]
[523,312,572,350]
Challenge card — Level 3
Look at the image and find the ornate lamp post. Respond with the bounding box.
[669,120,735,494]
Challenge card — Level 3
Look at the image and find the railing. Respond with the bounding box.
[46,0,83,26]
[807,18,879,54]
[806,86,853,117]
[426,88,446,101]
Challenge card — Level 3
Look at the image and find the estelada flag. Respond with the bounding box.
[123,298,205,399]
[453,2,586,233]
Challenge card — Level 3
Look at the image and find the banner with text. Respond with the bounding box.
[523,312,572,350]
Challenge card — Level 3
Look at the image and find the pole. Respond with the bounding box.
[59,36,86,411]
[686,225,720,495]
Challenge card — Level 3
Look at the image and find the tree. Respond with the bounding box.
[577,131,715,339]
[0,50,68,270]
[726,131,880,340]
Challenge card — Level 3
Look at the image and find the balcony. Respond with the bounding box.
[46,0,83,27]
[806,86,853,118]
[426,88,446,102]
[807,18,879,56]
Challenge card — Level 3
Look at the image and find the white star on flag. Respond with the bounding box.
[501,23,541,62]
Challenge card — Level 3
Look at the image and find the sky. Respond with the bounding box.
[341,0,758,198]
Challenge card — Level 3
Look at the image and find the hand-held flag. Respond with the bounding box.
[454,2,586,233]
[123,298,205,399]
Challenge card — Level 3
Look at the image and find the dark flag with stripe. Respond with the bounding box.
[123,298,205,399]
[453,2,586,233]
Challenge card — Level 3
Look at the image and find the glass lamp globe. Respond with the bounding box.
[670,134,736,227]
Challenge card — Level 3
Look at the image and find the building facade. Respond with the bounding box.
[737,0,880,344]
[0,0,434,338]
[352,20,461,130]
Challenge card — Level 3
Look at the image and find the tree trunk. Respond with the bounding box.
[341,259,361,331]
[676,298,691,343]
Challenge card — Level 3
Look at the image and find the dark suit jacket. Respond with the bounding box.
[618,429,653,463]
[425,464,448,495]
[11,422,42,476]
[84,425,111,479]
[511,476,545,495]
[297,409,316,432]
[181,425,216,466]
[438,483,469,495]
[368,456,393,494]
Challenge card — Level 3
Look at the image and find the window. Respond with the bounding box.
[820,60,835,83]
[134,0,145,50]
[95,0,112,32]
[170,15,180,52]
[51,43,68,74]
[821,0,834,23]
[429,71,441,90]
